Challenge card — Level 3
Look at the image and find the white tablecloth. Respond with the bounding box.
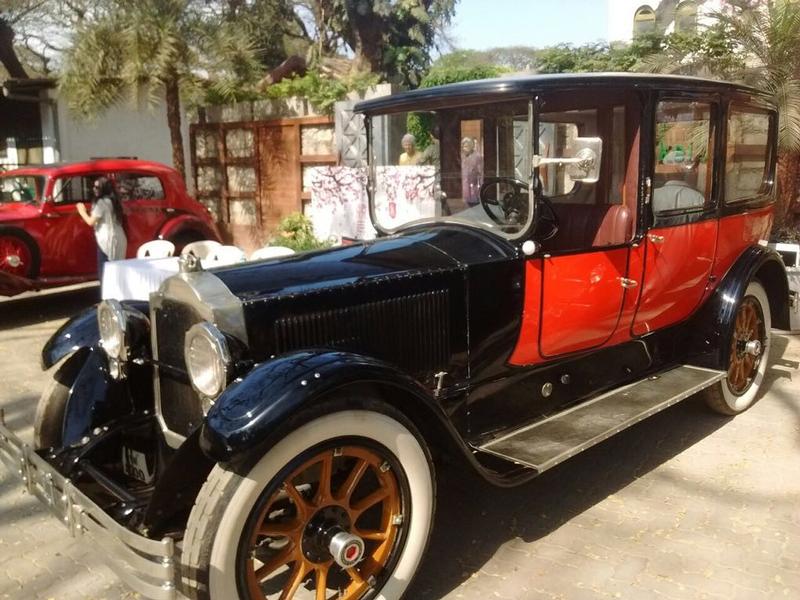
[102,257,181,301]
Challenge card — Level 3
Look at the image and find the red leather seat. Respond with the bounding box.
[547,203,633,251]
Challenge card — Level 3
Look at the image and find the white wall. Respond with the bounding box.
[55,93,191,187]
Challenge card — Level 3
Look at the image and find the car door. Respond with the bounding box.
[39,174,100,276]
[632,97,720,336]
[116,172,169,257]
[535,91,641,358]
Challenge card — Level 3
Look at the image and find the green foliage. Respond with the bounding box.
[405,61,506,149]
[406,111,436,150]
[327,0,457,87]
[59,0,262,115]
[265,70,380,114]
[420,63,507,88]
[271,213,331,252]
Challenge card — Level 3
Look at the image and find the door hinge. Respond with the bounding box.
[619,277,638,289]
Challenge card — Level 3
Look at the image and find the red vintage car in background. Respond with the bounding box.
[0,159,219,295]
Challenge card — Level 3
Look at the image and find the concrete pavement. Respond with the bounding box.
[0,287,798,599]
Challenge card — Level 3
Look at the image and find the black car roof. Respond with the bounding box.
[354,72,771,115]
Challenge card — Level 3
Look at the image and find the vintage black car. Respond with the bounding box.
[0,73,792,600]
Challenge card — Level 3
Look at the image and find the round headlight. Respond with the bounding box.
[185,323,231,399]
[97,300,126,359]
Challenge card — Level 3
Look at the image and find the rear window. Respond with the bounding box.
[117,173,165,201]
[725,107,773,203]
[0,175,44,203]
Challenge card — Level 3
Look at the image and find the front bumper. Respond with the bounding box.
[0,411,178,600]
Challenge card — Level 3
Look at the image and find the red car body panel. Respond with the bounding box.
[632,220,718,336]
[508,207,774,367]
[0,159,220,292]
[539,248,629,357]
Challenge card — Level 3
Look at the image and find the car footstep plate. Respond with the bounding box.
[478,365,726,473]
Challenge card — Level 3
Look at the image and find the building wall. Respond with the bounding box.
[55,94,191,187]
[608,0,725,42]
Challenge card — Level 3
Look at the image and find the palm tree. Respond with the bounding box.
[59,0,260,179]
[641,0,800,226]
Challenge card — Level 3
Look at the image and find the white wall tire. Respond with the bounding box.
[182,408,435,600]
[704,281,771,415]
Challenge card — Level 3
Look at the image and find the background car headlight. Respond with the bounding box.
[97,300,126,359]
[185,323,232,398]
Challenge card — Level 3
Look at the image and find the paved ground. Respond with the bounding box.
[0,286,798,599]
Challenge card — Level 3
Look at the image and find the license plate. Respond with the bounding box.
[122,447,154,484]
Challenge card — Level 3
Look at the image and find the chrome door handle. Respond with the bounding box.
[620,277,638,289]
[648,234,665,244]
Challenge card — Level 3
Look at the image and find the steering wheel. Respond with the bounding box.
[479,177,530,228]
[478,177,560,240]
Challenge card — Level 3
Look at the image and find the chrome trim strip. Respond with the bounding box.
[0,412,177,599]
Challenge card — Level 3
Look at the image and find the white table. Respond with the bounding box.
[101,256,181,301]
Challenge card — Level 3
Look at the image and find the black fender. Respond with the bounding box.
[688,245,789,371]
[58,348,150,446]
[41,300,149,369]
[199,350,475,469]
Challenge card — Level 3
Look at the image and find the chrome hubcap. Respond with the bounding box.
[5,255,21,268]
[329,531,365,569]
[744,340,762,357]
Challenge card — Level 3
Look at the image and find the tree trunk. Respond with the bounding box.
[343,0,384,74]
[776,151,800,232]
[0,18,29,79]
[164,73,186,181]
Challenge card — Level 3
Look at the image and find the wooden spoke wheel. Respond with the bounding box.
[182,408,435,600]
[704,281,771,415]
[726,296,765,396]
[241,444,406,600]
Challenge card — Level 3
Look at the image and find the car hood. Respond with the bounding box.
[0,202,40,222]
[211,226,515,302]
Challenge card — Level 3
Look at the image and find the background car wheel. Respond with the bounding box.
[169,231,205,255]
[182,407,435,600]
[0,229,40,279]
[34,351,86,449]
[703,280,771,416]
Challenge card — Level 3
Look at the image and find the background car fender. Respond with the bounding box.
[157,214,219,243]
[200,350,474,467]
[688,245,789,371]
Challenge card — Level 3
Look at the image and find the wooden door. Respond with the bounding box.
[258,124,301,227]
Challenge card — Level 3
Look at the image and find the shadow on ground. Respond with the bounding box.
[406,335,796,599]
[0,286,99,331]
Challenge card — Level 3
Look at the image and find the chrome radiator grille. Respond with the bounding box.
[152,299,204,440]
[273,290,450,375]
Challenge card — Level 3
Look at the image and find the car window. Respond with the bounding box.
[117,173,165,202]
[369,100,532,238]
[725,107,772,203]
[652,101,715,214]
[52,175,98,204]
[0,175,44,204]
[535,91,640,252]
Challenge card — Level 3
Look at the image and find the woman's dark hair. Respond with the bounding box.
[93,176,125,228]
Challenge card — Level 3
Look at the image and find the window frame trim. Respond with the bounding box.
[649,93,722,226]
[720,101,778,208]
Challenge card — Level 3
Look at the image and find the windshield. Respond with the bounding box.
[367,100,533,238]
[0,174,44,205]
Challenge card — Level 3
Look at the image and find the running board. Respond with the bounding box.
[478,365,726,474]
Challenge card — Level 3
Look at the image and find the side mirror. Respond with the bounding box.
[532,136,603,183]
